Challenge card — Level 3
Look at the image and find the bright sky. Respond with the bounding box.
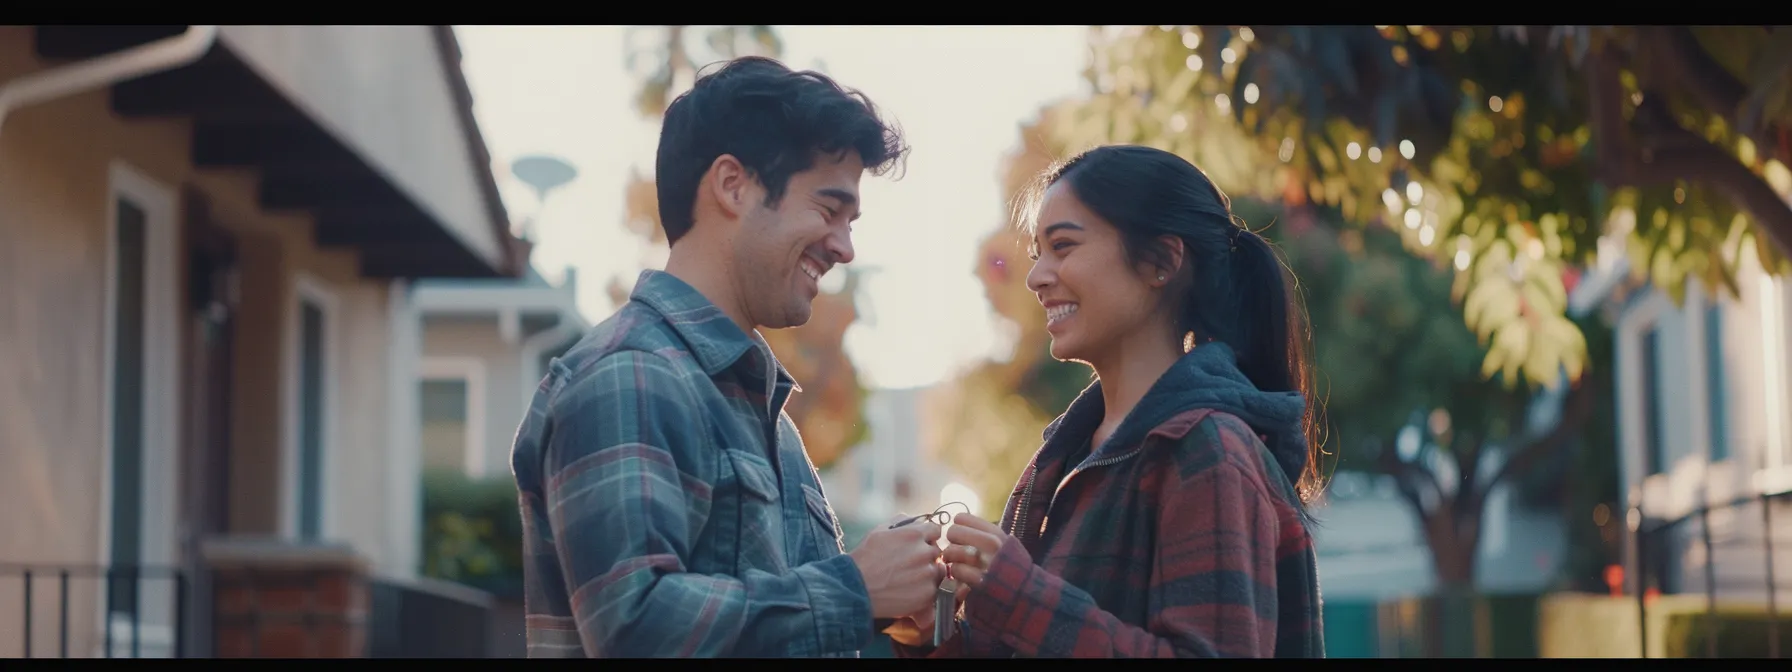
[455,25,1091,389]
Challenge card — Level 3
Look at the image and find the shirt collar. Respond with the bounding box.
[628,269,800,392]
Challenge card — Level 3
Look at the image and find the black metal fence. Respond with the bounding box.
[0,563,188,658]
[1632,487,1791,658]
[5,563,496,658]
[366,575,494,658]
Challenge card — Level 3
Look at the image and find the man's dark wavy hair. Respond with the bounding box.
[655,56,909,244]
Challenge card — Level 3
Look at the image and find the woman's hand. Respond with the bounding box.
[941,512,1009,589]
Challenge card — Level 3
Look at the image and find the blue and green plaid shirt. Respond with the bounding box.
[510,270,871,658]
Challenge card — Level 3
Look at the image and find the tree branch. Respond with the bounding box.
[1587,50,1635,186]
[1585,47,1792,259]
[1378,439,1446,517]
[1641,26,1786,163]
[1453,431,1489,527]
[1629,94,1792,259]
[1455,431,1485,500]
[1485,370,1600,493]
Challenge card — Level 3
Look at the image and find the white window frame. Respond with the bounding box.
[1616,293,1672,494]
[419,356,488,478]
[282,273,341,540]
[1756,272,1792,495]
[95,160,182,655]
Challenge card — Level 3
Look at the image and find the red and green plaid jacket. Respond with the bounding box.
[901,406,1324,658]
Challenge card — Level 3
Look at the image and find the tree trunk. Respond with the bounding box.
[1418,496,1485,658]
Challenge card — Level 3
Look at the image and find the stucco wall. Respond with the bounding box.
[420,316,526,477]
[0,26,417,656]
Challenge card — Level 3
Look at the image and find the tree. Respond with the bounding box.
[943,100,1616,607]
[1055,25,1792,394]
[1277,203,1611,593]
[613,26,868,467]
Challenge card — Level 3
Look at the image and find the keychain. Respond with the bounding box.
[887,502,972,647]
[888,501,972,529]
[933,577,958,646]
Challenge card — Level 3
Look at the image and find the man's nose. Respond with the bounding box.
[825,227,855,266]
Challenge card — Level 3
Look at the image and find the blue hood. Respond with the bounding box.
[1041,342,1309,486]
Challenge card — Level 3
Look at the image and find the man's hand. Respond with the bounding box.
[850,515,946,619]
[941,513,1009,589]
[880,561,963,648]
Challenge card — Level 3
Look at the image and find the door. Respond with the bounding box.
[179,187,238,657]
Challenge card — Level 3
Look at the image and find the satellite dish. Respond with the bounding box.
[512,154,579,204]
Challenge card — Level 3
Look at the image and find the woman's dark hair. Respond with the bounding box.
[1027,144,1324,504]
[656,56,908,245]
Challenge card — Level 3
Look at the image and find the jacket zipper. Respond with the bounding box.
[1012,466,1038,540]
[1024,448,1145,540]
[1003,448,1144,659]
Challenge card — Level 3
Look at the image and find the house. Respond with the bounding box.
[819,386,973,545]
[406,265,587,481]
[0,25,521,658]
[1591,232,1792,605]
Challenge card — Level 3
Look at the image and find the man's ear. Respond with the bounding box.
[708,154,752,219]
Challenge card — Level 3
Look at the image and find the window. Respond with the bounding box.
[1704,305,1730,461]
[1761,274,1790,471]
[102,161,179,655]
[420,380,470,472]
[287,276,337,541]
[297,301,326,540]
[108,197,147,620]
[419,358,486,477]
[1641,325,1666,476]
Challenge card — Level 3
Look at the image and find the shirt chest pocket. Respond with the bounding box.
[800,483,846,557]
[716,449,788,572]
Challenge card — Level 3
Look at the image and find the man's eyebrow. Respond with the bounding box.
[818,188,861,222]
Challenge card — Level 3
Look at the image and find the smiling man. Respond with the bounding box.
[510,57,949,658]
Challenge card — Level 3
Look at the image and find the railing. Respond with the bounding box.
[366,575,494,658]
[6,561,497,658]
[1632,487,1791,658]
[0,563,189,658]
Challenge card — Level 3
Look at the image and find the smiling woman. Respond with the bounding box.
[892,146,1325,659]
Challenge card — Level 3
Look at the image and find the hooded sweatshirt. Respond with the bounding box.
[898,342,1324,658]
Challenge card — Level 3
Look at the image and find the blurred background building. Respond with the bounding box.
[5,24,1792,660]
[0,25,520,658]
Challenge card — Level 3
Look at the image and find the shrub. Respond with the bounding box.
[420,468,524,599]
[1666,609,1792,658]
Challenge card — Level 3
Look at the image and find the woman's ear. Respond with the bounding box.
[1147,235,1186,287]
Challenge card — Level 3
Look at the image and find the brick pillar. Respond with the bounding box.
[203,538,370,658]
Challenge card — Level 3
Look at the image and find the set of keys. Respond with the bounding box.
[888,502,971,646]
[932,577,958,646]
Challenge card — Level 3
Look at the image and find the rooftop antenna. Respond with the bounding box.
[510,154,579,242]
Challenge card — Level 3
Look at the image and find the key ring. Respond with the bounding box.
[888,501,973,529]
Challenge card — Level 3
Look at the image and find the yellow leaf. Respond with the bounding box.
[1480,335,1508,379]
[1523,319,1558,389]
[1464,279,1519,343]
[1492,321,1531,383]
